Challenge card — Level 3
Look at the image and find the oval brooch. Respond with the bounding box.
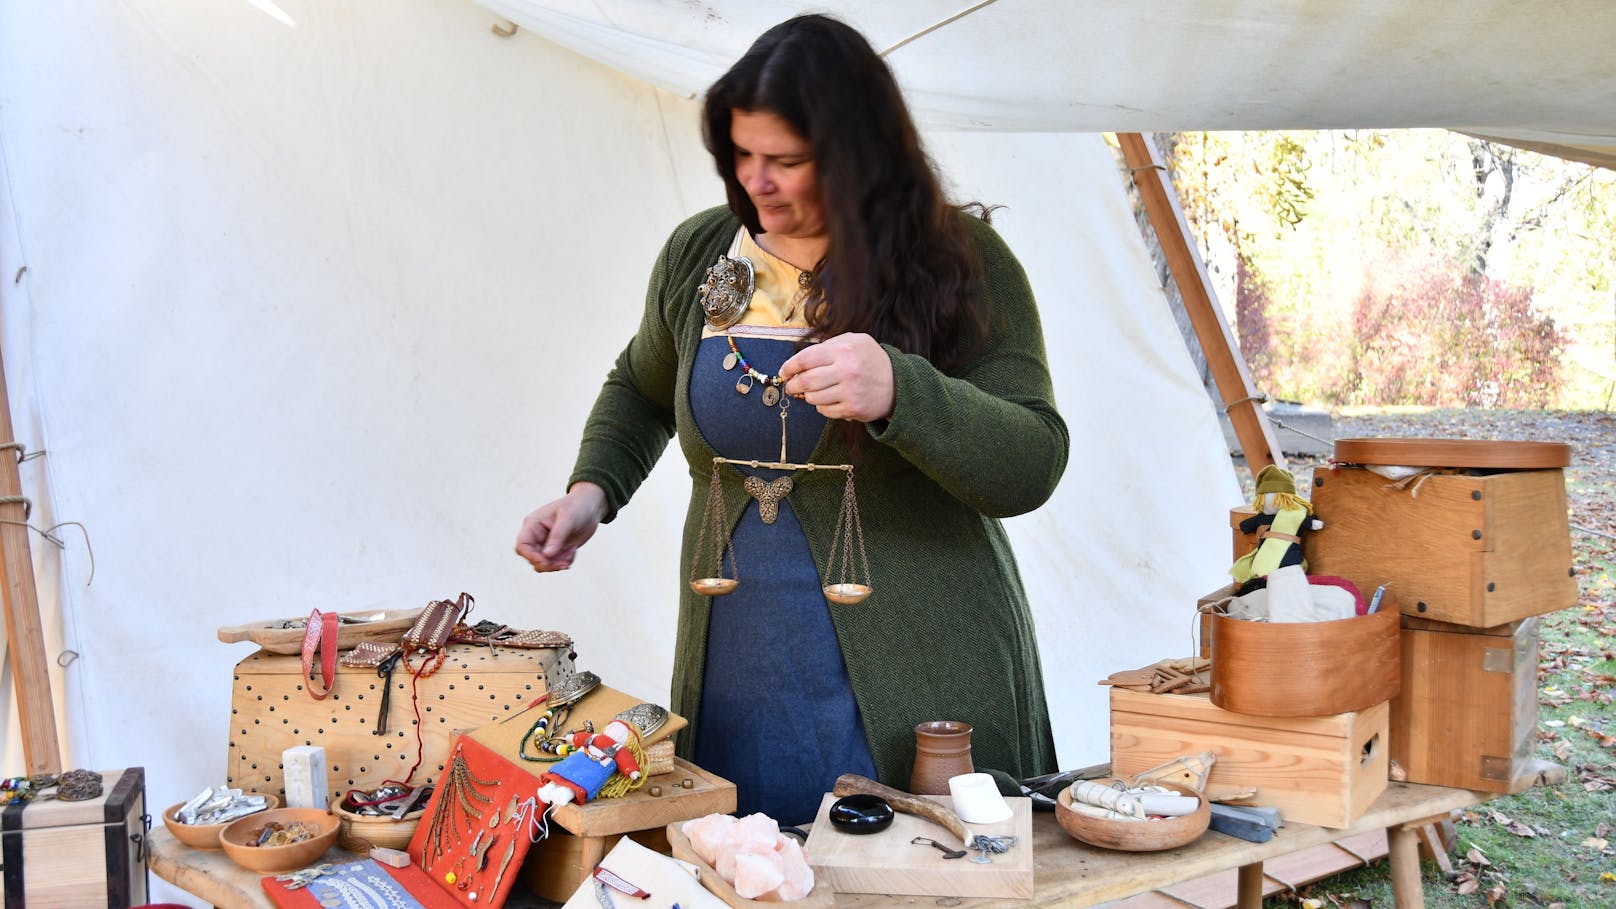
[698,254,754,329]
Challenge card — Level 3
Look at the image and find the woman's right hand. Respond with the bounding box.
[514,482,608,572]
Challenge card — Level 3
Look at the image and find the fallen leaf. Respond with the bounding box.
[1301,899,1325,909]
[1603,872,1616,882]
[1507,820,1538,837]
[1457,877,1480,895]
[1586,836,1610,849]
[1467,846,1492,865]
[1485,882,1506,906]
[1598,821,1611,837]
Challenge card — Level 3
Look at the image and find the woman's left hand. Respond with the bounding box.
[779,332,895,423]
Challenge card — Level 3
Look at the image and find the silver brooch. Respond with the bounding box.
[547,669,601,709]
[698,255,754,330]
[614,702,669,738]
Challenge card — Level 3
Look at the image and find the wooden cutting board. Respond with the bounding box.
[803,794,1033,898]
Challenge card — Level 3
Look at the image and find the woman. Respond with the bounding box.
[515,14,1067,824]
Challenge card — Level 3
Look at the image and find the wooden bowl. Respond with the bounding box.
[1055,781,1209,852]
[329,797,425,851]
[216,608,423,654]
[219,807,340,873]
[161,793,280,850]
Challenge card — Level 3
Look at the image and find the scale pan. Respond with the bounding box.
[690,578,739,596]
[823,583,871,605]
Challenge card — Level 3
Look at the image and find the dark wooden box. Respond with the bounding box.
[0,767,148,908]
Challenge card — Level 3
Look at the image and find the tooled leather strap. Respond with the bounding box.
[300,608,339,700]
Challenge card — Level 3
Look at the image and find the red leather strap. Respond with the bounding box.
[300,609,339,701]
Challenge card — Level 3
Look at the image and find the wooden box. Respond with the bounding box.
[1307,466,1576,627]
[1110,688,1388,828]
[227,643,572,799]
[1391,615,1541,793]
[0,767,148,908]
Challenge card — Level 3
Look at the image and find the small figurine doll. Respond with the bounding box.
[536,719,643,807]
[1230,464,1323,588]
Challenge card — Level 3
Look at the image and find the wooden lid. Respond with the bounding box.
[1333,437,1570,469]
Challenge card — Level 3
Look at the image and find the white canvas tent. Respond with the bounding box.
[1,3,1612,902]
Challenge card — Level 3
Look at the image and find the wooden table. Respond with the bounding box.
[151,781,1480,909]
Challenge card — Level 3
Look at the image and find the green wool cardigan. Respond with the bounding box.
[569,205,1068,788]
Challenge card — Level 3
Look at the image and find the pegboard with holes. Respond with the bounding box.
[225,643,574,799]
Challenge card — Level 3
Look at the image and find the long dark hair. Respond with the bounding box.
[702,14,987,375]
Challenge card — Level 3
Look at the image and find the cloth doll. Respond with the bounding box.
[536,719,643,807]
[1230,464,1323,586]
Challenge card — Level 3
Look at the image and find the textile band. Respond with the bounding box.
[301,609,340,701]
[1257,528,1302,545]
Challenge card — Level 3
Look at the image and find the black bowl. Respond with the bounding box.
[828,793,894,834]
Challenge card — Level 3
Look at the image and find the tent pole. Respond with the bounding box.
[1115,132,1286,479]
[0,344,62,773]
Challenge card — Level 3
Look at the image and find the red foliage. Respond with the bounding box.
[1341,252,1567,407]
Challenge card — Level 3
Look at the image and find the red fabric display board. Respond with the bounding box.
[405,734,548,907]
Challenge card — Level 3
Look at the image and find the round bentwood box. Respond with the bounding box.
[1209,590,1401,717]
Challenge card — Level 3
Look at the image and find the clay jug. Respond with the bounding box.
[909,720,974,795]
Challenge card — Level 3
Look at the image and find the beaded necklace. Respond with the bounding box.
[518,706,594,762]
[722,335,789,406]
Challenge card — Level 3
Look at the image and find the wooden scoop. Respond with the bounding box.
[832,774,1018,858]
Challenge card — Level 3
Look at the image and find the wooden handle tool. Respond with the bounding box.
[832,773,971,847]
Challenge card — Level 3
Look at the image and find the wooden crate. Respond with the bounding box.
[1391,616,1541,792]
[516,758,737,901]
[0,768,147,908]
[1110,689,1388,829]
[227,643,571,798]
[1306,466,1576,627]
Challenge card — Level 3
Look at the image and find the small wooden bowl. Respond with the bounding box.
[161,793,280,850]
[1055,781,1209,852]
[330,797,425,851]
[219,807,340,873]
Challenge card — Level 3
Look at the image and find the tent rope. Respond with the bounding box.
[880,0,1005,58]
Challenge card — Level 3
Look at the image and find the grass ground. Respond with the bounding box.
[1238,409,1616,909]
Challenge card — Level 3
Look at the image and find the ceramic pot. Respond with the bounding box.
[909,720,974,795]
